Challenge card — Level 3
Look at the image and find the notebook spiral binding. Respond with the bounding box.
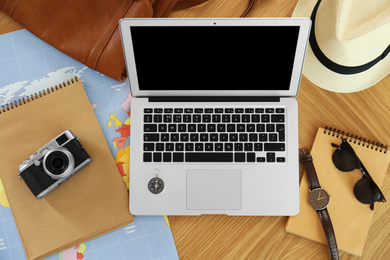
[324,126,388,154]
[0,77,78,114]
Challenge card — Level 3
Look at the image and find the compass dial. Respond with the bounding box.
[148,177,164,194]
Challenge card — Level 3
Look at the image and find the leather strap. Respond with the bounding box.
[299,148,339,260]
[318,209,339,260]
[299,148,320,190]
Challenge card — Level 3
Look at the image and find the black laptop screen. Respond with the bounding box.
[130,26,300,91]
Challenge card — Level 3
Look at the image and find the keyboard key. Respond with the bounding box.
[269,133,278,141]
[144,153,152,162]
[171,134,179,142]
[154,108,163,113]
[198,124,206,132]
[237,124,245,132]
[245,108,254,113]
[173,153,184,162]
[144,143,154,151]
[161,134,169,142]
[156,143,164,151]
[257,157,266,162]
[271,115,285,122]
[195,143,204,151]
[166,143,174,151]
[267,153,276,162]
[205,108,213,113]
[255,108,264,113]
[266,124,275,132]
[195,108,203,113]
[185,143,194,151]
[215,143,223,151]
[180,133,189,142]
[247,153,255,162]
[266,108,274,113]
[261,114,270,122]
[163,115,172,122]
[154,114,162,122]
[215,108,224,113]
[163,153,172,162]
[185,108,193,113]
[235,108,244,113]
[175,143,184,151]
[277,157,286,162]
[205,143,213,151]
[144,108,153,113]
[212,114,221,122]
[174,108,183,113]
[164,108,173,113]
[251,114,260,122]
[144,124,157,132]
[264,143,285,151]
[159,124,167,132]
[222,115,231,122]
[144,134,159,142]
[173,115,182,122]
[254,143,263,151]
[153,152,162,162]
[186,153,233,162]
[225,143,233,151]
[235,153,245,162]
[234,143,243,151]
[276,108,285,113]
[144,115,153,122]
[225,108,234,113]
[244,143,253,151]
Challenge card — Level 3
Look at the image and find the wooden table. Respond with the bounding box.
[1,0,389,259]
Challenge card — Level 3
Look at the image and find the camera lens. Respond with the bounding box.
[45,151,70,175]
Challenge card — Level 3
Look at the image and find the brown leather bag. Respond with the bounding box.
[0,0,208,81]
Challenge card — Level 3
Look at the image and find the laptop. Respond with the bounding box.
[119,18,311,216]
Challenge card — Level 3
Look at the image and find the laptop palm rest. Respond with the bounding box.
[186,169,242,210]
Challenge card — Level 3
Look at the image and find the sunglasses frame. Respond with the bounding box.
[331,139,386,210]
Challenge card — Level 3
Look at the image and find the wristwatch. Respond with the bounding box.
[299,148,339,260]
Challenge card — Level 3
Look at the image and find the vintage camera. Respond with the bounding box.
[18,130,92,199]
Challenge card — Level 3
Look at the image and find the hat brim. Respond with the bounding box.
[292,0,390,93]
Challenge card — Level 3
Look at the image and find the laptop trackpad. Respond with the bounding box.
[186,169,242,210]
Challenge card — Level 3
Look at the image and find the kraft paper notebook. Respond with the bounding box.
[285,126,390,257]
[0,78,133,260]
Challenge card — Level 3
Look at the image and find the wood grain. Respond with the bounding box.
[1,0,389,259]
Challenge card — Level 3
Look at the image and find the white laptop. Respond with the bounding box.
[119,18,311,216]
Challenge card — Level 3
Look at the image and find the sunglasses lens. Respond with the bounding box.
[353,176,381,204]
[332,148,357,172]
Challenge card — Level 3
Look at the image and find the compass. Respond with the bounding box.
[148,177,164,194]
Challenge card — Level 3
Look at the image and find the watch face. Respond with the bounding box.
[308,188,329,210]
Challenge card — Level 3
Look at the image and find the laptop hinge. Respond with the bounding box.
[148,96,280,102]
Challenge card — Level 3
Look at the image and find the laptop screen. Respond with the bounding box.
[130,26,300,91]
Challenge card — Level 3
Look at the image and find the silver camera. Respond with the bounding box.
[18,130,92,199]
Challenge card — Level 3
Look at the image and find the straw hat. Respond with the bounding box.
[292,0,390,93]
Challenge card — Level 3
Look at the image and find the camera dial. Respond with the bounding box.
[43,147,75,180]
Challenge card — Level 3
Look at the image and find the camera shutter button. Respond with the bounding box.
[34,160,41,167]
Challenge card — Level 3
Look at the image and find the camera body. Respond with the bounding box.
[18,130,92,199]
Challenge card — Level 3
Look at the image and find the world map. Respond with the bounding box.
[0,29,177,260]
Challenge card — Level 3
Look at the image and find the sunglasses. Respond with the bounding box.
[331,139,386,210]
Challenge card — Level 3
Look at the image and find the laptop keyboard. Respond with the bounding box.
[142,107,286,163]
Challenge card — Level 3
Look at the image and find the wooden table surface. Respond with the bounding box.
[1,0,389,259]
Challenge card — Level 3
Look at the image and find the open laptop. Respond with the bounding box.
[119,18,311,216]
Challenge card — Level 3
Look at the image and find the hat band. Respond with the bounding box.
[310,0,390,75]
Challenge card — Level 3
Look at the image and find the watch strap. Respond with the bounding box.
[299,147,339,260]
[318,209,339,260]
[299,148,320,190]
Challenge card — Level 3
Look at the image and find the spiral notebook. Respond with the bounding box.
[0,78,133,260]
[285,126,390,257]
